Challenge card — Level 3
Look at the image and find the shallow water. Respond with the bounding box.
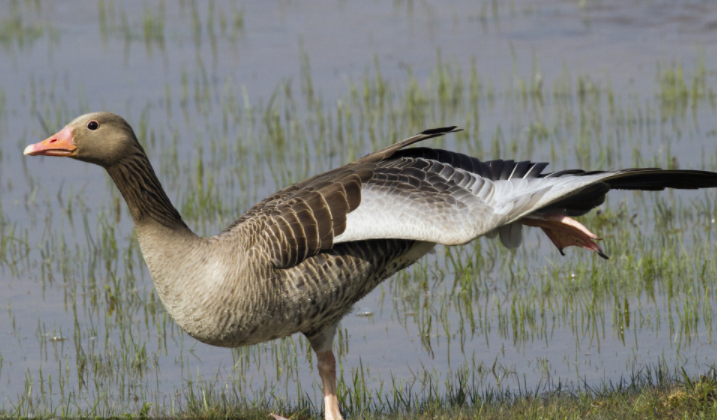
[2,0,717,415]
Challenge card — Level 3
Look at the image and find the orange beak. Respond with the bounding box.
[24,126,77,157]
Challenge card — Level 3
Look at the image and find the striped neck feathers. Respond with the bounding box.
[107,152,190,232]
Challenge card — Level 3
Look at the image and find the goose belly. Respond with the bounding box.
[184,239,434,348]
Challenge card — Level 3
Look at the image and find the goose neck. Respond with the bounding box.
[107,154,192,235]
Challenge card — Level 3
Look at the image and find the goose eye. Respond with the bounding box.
[87,121,99,130]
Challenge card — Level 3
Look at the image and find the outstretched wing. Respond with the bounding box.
[335,153,717,248]
[232,127,717,269]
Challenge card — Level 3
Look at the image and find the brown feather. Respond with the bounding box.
[302,192,332,245]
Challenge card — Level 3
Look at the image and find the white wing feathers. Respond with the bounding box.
[334,159,612,248]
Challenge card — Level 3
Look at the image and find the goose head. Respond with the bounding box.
[24,112,142,168]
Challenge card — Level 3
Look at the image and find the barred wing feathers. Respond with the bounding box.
[228,127,461,268]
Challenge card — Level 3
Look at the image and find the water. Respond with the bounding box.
[2,0,717,415]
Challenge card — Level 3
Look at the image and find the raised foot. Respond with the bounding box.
[520,213,609,259]
[270,414,291,420]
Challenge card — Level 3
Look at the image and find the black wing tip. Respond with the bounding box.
[420,126,462,135]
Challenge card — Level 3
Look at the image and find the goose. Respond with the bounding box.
[24,112,717,420]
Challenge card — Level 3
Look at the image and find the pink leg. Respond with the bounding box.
[521,213,609,259]
[316,350,343,420]
[269,350,342,420]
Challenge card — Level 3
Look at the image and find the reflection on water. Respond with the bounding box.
[1,0,717,415]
